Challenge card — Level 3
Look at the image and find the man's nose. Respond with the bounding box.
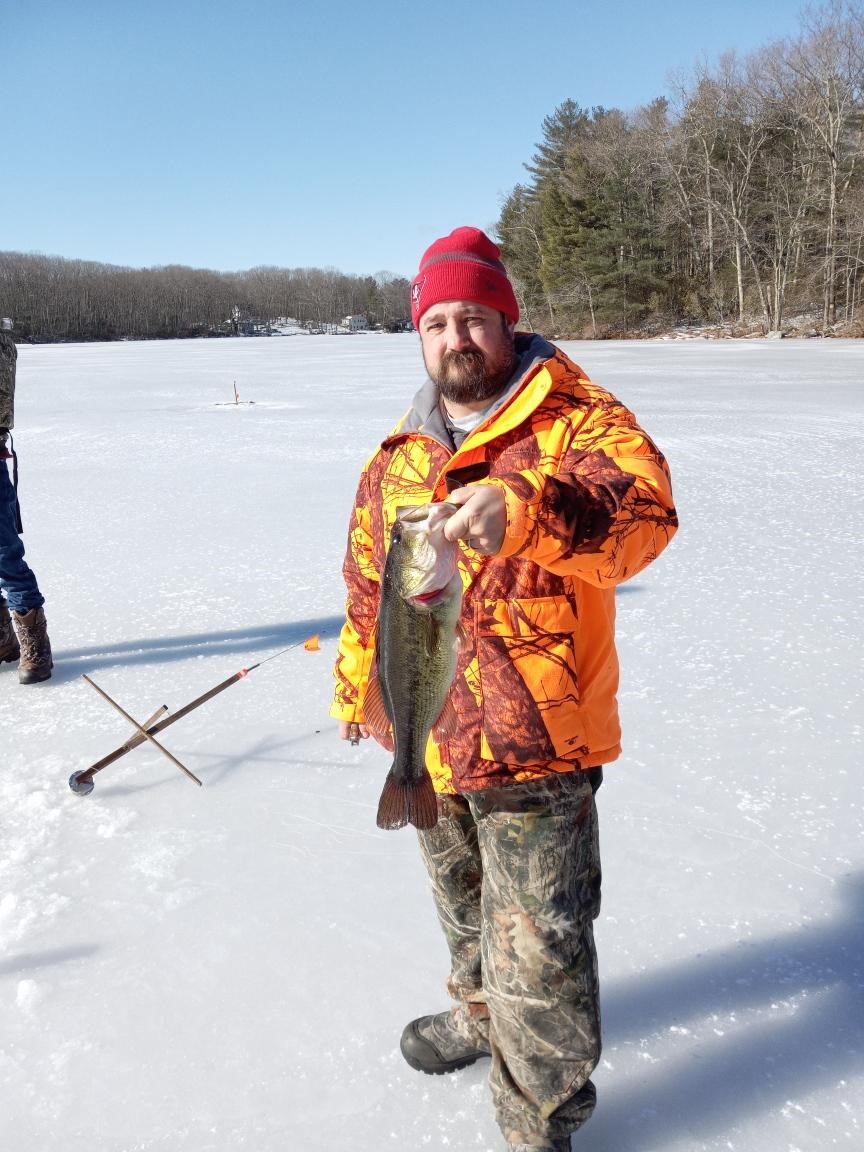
[446,322,474,351]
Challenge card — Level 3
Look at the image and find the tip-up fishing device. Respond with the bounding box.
[69,634,321,796]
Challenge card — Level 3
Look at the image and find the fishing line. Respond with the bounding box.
[69,633,321,795]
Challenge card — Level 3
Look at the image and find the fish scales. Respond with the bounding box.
[373,504,463,831]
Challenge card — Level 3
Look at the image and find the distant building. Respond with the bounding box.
[341,314,368,331]
[239,318,271,336]
[217,309,272,336]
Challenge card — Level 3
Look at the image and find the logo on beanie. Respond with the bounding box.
[411,279,424,307]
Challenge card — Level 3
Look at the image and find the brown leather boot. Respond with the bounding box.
[13,606,53,683]
[0,600,20,664]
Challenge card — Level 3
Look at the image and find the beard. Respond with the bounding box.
[430,342,516,406]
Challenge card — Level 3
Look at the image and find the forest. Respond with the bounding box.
[1,1,862,341]
[0,257,413,342]
[497,1,864,337]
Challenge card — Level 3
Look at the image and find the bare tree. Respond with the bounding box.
[763,2,864,325]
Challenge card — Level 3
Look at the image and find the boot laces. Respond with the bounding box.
[17,612,48,663]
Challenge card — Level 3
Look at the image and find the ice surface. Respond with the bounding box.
[1,334,862,1151]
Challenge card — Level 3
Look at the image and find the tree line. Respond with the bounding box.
[0,253,412,342]
[2,2,861,342]
[496,1,864,336]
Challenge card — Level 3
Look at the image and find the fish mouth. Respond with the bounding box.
[408,587,450,608]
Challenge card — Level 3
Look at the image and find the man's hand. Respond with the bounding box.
[444,484,506,555]
[339,720,369,743]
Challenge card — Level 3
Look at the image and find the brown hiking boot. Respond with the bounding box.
[13,606,53,683]
[0,600,20,664]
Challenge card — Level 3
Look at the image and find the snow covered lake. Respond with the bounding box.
[2,333,862,1151]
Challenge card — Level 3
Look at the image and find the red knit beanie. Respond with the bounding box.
[410,226,519,328]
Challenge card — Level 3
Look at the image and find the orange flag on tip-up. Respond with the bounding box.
[304,635,321,651]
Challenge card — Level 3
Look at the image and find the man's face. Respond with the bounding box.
[419,301,515,406]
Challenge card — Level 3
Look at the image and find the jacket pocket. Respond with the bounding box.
[475,596,588,767]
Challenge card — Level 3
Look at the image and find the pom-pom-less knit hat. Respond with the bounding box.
[410,226,519,329]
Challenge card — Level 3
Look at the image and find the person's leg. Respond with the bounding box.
[0,596,20,663]
[0,460,43,613]
[403,793,491,1068]
[470,770,602,1146]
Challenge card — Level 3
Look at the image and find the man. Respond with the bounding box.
[331,227,677,1150]
[0,318,53,683]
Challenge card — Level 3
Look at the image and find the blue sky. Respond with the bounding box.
[2,0,809,278]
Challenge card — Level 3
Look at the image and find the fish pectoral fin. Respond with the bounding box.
[372,729,395,753]
[363,665,395,752]
[431,695,460,743]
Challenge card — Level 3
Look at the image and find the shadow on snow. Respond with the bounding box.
[48,615,347,680]
[583,872,864,1149]
[0,944,100,979]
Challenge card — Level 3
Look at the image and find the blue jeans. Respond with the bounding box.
[0,457,44,613]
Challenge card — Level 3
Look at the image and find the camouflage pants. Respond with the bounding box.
[416,768,602,1145]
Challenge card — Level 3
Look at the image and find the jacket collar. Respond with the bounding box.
[393,333,556,446]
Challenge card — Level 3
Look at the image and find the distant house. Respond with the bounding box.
[239,318,271,336]
[220,309,272,336]
[341,314,368,331]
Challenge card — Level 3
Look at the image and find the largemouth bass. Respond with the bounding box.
[364,503,463,831]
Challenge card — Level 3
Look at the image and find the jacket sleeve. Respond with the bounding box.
[490,397,678,588]
[330,469,381,723]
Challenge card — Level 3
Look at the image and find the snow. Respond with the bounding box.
[2,334,862,1152]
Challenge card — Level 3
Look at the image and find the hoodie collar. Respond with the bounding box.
[395,332,556,445]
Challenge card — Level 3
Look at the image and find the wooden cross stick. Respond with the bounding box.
[137,704,170,731]
[70,667,255,796]
[69,635,319,796]
[69,703,168,795]
[82,674,203,787]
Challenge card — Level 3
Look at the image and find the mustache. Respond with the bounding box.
[441,348,485,371]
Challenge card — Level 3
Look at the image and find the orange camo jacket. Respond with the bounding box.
[331,336,678,794]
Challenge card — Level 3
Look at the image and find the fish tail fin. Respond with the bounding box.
[376,770,439,831]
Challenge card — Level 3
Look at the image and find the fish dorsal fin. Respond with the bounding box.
[363,664,395,752]
[431,694,460,744]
